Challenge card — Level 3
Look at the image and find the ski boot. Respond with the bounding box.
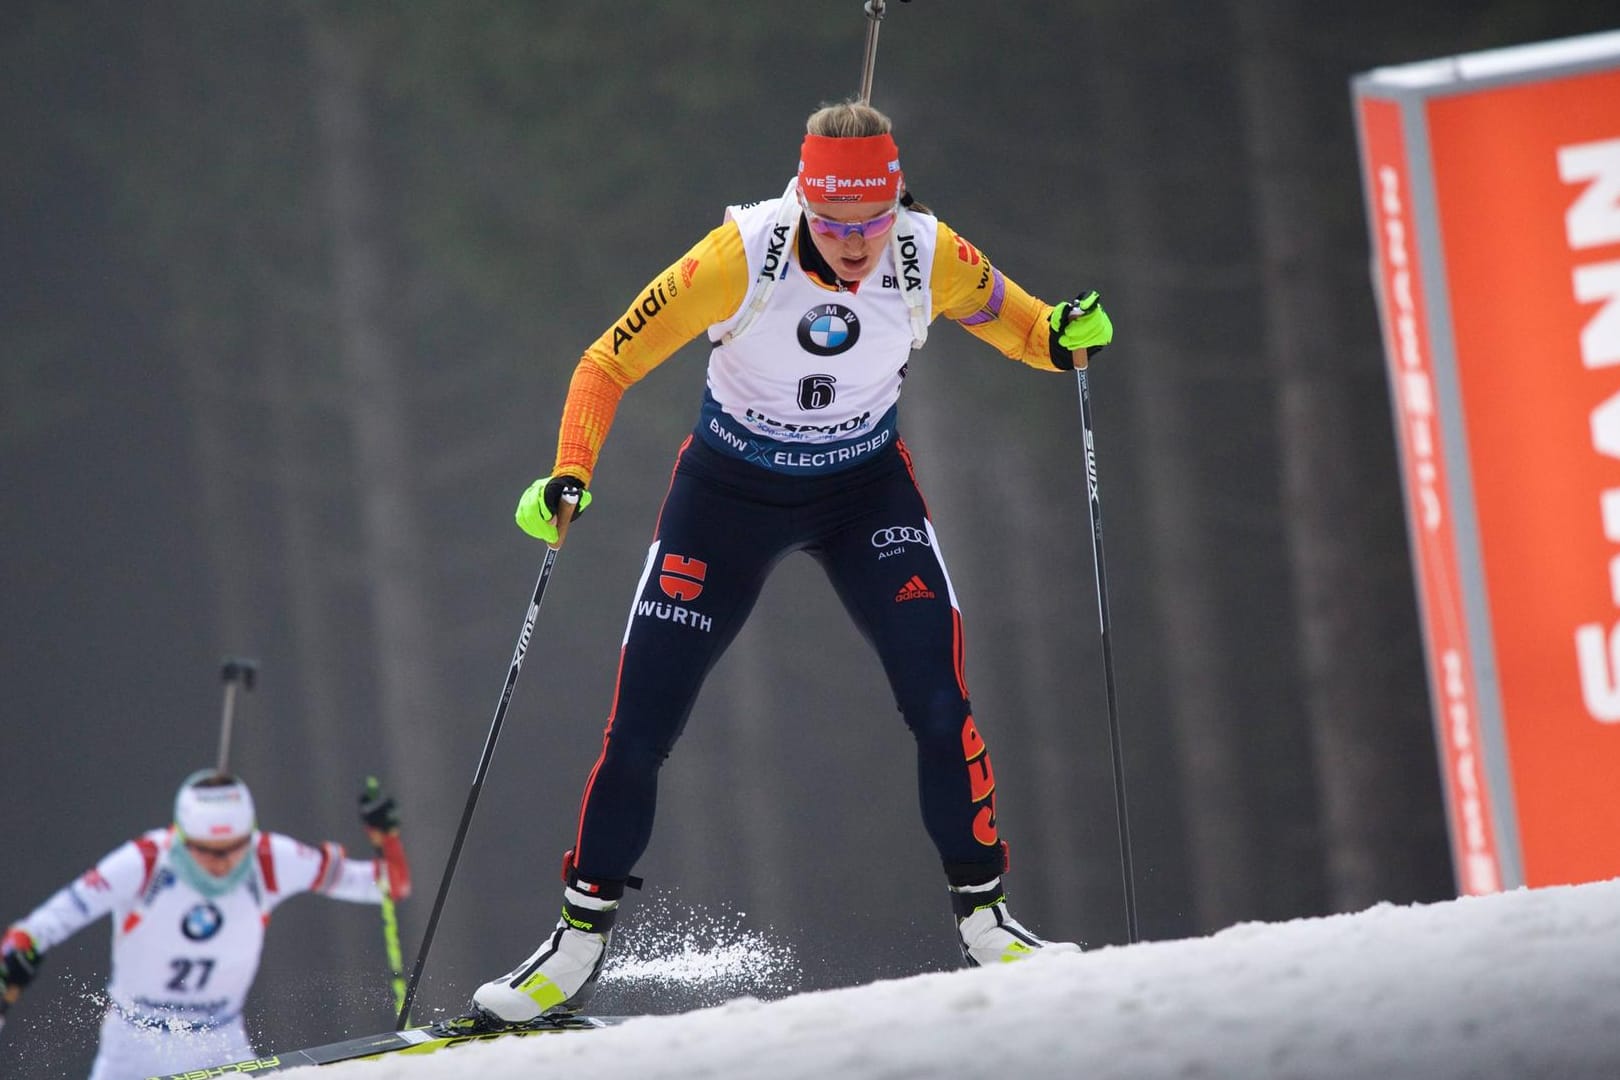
[951,877,1081,966]
[473,882,619,1022]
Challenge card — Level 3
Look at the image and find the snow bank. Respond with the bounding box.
[300,878,1620,1079]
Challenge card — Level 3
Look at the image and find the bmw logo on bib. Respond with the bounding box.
[798,304,861,357]
[181,901,226,941]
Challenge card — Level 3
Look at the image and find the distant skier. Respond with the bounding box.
[472,98,1108,1024]
[0,771,411,1080]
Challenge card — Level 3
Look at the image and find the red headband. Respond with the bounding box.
[797,133,903,204]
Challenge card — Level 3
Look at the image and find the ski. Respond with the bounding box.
[143,1012,626,1077]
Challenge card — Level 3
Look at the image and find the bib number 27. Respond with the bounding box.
[166,957,216,992]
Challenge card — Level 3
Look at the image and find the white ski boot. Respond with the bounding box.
[473,885,617,1021]
[952,877,1081,966]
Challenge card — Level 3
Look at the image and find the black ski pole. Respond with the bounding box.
[856,0,908,106]
[396,494,579,1029]
[1075,360,1140,945]
[217,657,259,774]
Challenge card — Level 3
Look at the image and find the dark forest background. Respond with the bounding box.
[3,3,1615,1076]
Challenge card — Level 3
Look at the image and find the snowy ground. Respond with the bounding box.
[298,877,1620,1080]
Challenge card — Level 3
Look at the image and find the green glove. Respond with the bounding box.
[1048,289,1113,368]
[515,474,592,544]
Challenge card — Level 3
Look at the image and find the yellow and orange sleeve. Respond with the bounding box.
[553,221,750,483]
[929,220,1061,370]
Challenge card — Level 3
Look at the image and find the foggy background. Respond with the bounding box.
[3,2,1614,1076]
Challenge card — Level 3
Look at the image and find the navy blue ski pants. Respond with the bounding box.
[569,435,1004,886]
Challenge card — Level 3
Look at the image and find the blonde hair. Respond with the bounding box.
[806,100,893,138]
[803,99,922,210]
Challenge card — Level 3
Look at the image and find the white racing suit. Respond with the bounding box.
[16,827,388,1080]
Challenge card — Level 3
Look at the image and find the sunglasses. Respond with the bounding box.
[185,837,251,859]
[801,201,898,241]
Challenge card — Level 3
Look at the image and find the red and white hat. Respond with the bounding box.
[797,132,903,204]
[174,770,257,842]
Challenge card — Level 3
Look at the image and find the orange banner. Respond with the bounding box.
[1426,68,1620,887]
[1358,96,1503,895]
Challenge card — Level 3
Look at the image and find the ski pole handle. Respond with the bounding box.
[216,656,260,774]
[859,0,885,105]
[857,0,908,106]
[550,490,581,550]
[220,657,259,691]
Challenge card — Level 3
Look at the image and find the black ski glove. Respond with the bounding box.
[359,776,402,835]
[543,475,589,521]
[1,928,43,1001]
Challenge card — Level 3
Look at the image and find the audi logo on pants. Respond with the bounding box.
[871,526,930,548]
